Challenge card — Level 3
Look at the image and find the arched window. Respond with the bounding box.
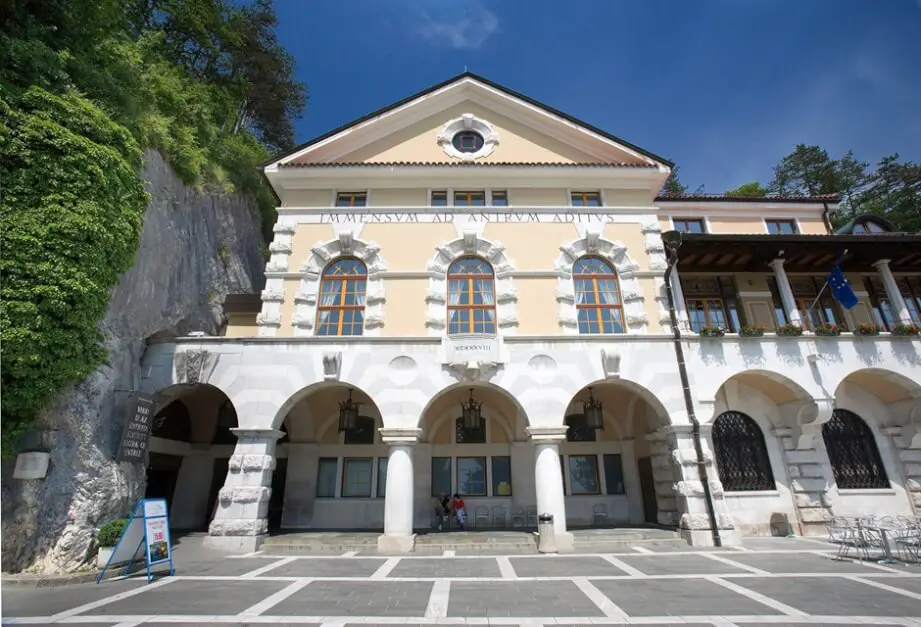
[447,257,496,335]
[822,409,889,489]
[711,411,776,491]
[573,257,624,334]
[316,258,367,336]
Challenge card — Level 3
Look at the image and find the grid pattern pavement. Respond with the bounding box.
[3,538,921,627]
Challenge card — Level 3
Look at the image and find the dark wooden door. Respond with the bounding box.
[637,456,658,524]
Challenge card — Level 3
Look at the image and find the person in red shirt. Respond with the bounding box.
[451,493,467,530]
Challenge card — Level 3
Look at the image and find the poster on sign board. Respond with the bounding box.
[97,497,174,583]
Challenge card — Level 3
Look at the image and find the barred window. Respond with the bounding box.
[822,409,889,490]
[711,411,776,491]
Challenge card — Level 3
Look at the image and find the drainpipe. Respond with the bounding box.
[661,231,722,547]
[822,202,833,234]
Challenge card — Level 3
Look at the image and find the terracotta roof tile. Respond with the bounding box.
[655,193,840,203]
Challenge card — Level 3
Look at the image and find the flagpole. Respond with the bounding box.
[807,249,848,323]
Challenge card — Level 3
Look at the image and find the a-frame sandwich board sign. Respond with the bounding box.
[97,498,174,583]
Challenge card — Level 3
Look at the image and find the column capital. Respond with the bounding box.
[230,428,285,441]
[769,258,785,270]
[872,258,892,269]
[527,426,568,443]
[379,427,421,444]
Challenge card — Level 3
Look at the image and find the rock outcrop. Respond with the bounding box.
[0,150,266,573]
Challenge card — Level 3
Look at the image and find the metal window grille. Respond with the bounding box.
[822,409,890,490]
[456,417,486,444]
[711,411,776,491]
[344,416,376,445]
[565,414,597,442]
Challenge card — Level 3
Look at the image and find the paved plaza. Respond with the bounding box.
[3,537,921,627]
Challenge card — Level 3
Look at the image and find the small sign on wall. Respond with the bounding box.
[443,335,500,363]
[13,452,51,480]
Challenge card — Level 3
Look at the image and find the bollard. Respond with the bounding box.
[537,513,557,553]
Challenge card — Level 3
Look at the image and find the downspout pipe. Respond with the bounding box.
[661,231,722,547]
[821,202,833,234]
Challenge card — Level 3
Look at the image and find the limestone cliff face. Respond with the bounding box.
[0,150,266,573]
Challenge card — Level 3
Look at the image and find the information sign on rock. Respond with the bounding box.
[116,393,155,462]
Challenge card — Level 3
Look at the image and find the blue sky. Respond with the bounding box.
[274,0,921,192]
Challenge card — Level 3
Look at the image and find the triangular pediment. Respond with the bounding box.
[267,74,669,170]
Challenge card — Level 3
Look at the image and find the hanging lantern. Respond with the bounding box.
[461,388,482,431]
[583,387,604,430]
[338,388,362,433]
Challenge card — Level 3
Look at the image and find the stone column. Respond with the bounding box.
[769,258,803,327]
[873,259,911,326]
[665,425,741,547]
[378,427,421,552]
[528,427,573,551]
[620,439,645,524]
[204,428,283,553]
[670,265,691,331]
[646,430,679,526]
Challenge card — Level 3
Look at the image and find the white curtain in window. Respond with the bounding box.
[318,281,342,326]
[476,279,495,323]
[353,279,366,306]
[575,279,588,305]
[598,280,619,305]
[448,281,462,324]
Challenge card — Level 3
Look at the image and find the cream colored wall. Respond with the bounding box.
[371,188,427,206]
[361,222,457,272]
[638,277,663,333]
[706,217,768,234]
[606,222,650,270]
[379,279,428,337]
[602,190,656,207]
[514,278,561,335]
[507,188,567,206]
[735,273,771,292]
[281,190,332,207]
[224,314,258,337]
[798,217,829,235]
[338,102,607,164]
[483,222,577,270]
[291,224,337,269]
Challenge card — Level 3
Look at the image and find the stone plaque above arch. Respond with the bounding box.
[554,234,648,334]
[287,232,387,337]
[436,113,500,161]
[424,231,518,336]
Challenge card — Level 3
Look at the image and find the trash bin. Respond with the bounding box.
[537,513,557,553]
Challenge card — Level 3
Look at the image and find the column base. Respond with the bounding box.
[377,533,416,553]
[538,531,574,553]
[202,534,267,553]
[681,528,743,547]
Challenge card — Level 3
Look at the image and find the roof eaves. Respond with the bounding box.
[655,193,840,204]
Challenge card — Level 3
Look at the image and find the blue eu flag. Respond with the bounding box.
[828,255,858,309]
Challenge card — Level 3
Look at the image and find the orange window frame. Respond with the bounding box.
[336,192,367,207]
[316,260,368,336]
[686,298,727,327]
[766,219,797,234]
[447,258,496,335]
[454,191,485,206]
[573,258,623,333]
[571,191,601,207]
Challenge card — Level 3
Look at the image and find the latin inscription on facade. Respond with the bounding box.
[318,212,619,224]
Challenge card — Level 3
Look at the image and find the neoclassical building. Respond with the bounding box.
[140,73,921,553]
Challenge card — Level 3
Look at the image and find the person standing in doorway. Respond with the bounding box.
[451,493,467,530]
[434,495,451,531]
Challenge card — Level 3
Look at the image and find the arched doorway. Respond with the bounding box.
[275,383,384,531]
[147,384,238,531]
[417,384,527,530]
[562,381,675,528]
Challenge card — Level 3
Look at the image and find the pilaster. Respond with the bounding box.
[773,426,832,535]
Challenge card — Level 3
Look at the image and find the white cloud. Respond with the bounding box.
[410,0,500,50]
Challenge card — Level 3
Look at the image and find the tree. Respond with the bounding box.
[660,164,687,196]
[726,181,767,197]
[852,154,921,232]
[769,144,867,198]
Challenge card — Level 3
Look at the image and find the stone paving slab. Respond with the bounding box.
[730,576,921,616]
[717,552,896,574]
[863,575,921,595]
[259,557,385,577]
[388,557,501,578]
[179,557,272,576]
[95,580,289,615]
[0,579,146,617]
[447,580,600,617]
[590,577,783,616]
[265,581,433,617]
[509,556,628,577]
[613,554,749,575]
